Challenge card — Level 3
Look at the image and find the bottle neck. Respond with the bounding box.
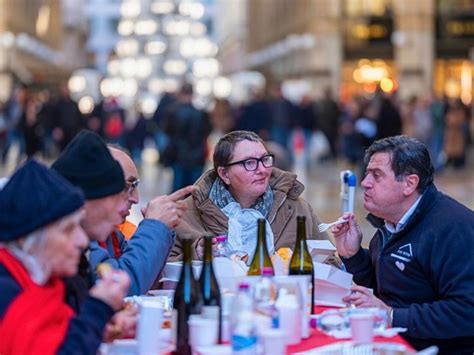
[182,239,193,269]
[295,219,308,252]
[203,237,214,267]
[257,220,268,252]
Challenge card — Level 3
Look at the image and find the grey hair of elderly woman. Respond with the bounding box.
[2,209,84,285]
[213,130,267,171]
[3,228,50,285]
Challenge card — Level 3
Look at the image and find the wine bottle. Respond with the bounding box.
[199,236,222,343]
[173,238,203,355]
[288,216,315,314]
[248,218,274,276]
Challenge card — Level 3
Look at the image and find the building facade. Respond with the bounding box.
[216,0,474,104]
[0,0,88,99]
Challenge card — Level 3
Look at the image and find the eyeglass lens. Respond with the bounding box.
[244,155,273,171]
[126,179,139,192]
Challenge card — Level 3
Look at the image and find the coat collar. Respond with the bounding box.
[366,183,438,234]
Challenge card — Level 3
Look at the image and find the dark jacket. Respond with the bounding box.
[64,251,93,313]
[236,100,273,140]
[0,263,114,355]
[162,102,211,168]
[343,184,474,354]
[375,97,402,139]
[52,97,84,150]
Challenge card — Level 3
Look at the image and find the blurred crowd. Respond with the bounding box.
[1,81,472,187]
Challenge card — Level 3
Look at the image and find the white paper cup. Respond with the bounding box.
[350,313,374,343]
[188,316,219,353]
[260,328,287,355]
[195,344,232,355]
[137,301,163,354]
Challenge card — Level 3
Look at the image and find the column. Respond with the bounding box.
[393,0,435,100]
[306,0,343,98]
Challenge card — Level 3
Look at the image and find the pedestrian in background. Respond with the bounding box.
[161,83,211,192]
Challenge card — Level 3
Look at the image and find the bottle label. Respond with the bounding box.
[306,283,312,314]
[232,334,257,352]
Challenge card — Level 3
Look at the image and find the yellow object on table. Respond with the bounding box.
[275,247,293,274]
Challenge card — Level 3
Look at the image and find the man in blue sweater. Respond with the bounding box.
[333,135,474,354]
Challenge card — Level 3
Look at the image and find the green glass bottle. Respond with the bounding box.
[248,218,274,276]
[199,236,222,343]
[289,216,315,314]
[173,238,203,355]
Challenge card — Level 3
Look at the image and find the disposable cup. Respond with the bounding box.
[137,300,163,354]
[188,316,219,353]
[260,328,287,355]
[350,312,374,343]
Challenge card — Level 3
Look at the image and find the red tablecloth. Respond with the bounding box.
[286,306,413,354]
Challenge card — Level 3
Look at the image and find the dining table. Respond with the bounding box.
[285,306,413,354]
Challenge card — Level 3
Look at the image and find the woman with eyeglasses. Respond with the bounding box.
[168,130,333,263]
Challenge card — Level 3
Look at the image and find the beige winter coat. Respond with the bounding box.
[168,167,332,261]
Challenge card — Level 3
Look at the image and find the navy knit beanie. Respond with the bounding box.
[0,160,85,241]
[52,130,125,199]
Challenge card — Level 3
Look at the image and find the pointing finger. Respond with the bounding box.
[169,185,195,201]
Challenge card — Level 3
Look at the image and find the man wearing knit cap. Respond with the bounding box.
[88,145,193,295]
[53,130,192,303]
[51,130,130,309]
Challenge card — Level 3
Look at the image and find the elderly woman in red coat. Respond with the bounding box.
[0,160,130,355]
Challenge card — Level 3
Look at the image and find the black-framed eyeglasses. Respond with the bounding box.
[225,154,274,171]
[125,179,140,194]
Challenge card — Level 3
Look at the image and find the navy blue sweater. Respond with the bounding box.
[0,263,114,354]
[344,184,474,354]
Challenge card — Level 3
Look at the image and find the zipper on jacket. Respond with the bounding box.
[376,227,393,294]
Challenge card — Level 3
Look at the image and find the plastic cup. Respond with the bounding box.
[137,300,163,354]
[260,328,287,355]
[188,316,219,354]
[350,312,374,343]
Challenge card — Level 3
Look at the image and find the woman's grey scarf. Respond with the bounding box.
[209,178,275,262]
[209,178,273,216]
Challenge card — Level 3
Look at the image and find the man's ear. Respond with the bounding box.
[217,167,230,185]
[403,174,420,196]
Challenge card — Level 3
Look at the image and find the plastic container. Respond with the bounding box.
[275,288,302,345]
[231,283,257,355]
[214,235,230,258]
[253,267,279,329]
